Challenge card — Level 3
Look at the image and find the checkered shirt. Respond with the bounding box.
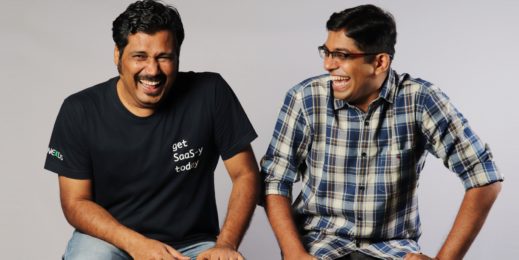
[260,69,502,260]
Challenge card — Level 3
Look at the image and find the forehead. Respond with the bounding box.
[324,30,360,52]
[125,30,175,52]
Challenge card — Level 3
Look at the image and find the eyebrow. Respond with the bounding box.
[322,44,353,53]
[158,52,175,57]
[129,51,147,55]
[129,51,175,57]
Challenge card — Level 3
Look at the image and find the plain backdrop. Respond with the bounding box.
[1,0,518,259]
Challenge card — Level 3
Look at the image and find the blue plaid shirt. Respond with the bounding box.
[261,70,502,260]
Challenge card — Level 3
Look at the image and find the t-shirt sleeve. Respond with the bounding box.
[212,74,257,160]
[44,97,92,179]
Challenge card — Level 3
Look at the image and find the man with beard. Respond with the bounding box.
[44,1,259,259]
[261,4,502,260]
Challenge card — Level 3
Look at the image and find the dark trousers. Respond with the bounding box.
[336,251,380,260]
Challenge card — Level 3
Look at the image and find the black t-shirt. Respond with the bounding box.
[44,72,257,247]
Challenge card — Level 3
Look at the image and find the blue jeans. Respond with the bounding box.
[63,230,216,260]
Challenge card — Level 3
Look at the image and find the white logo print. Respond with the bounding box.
[171,139,203,173]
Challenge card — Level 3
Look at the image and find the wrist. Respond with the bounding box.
[215,239,237,251]
[119,232,147,254]
[283,249,312,259]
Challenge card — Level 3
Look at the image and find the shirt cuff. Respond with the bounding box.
[461,160,503,190]
[264,180,292,197]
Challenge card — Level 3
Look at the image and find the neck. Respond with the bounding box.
[116,80,156,117]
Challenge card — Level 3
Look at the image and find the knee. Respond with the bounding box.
[63,231,130,260]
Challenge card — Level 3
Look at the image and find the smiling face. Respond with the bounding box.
[323,30,389,111]
[114,30,177,117]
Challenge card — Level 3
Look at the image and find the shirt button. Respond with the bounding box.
[359,186,365,191]
[364,121,369,126]
[361,152,367,157]
[357,216,363,221]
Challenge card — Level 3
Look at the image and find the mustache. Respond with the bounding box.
[135,74,166,83]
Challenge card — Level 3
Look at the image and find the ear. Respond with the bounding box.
[114,45,120,67]
[373,53,391,75]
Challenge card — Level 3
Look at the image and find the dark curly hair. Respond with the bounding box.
[112,0,184,59]
[327,4,396,61]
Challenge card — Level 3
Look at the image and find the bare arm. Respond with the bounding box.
[405,181,502,260]
[59,176,189,260]
[264,194,316,260]
[436,182,502,259]
[197,145,260,260]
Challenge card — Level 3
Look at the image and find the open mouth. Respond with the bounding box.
[330,75,350,91]
[137,76,165,96]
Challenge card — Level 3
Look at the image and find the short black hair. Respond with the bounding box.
[112,0,184,58]
[326,4,396,60]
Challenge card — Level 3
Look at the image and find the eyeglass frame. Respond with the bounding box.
[317,45,392,61]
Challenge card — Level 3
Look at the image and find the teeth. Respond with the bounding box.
[329,75,349,81]
[140,79,161,86]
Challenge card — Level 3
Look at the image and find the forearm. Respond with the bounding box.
[217,171,259,249]
[436,182,502,259]
[61,198,145,254]
[265,194,310,259]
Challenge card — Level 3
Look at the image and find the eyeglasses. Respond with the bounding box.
[318,45,381,61]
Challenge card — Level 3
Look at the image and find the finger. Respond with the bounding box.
[164,244,190,260]
[228,251,242,260]
[404,253,417,260]
[195,251,208,260]
[410,253,426,260]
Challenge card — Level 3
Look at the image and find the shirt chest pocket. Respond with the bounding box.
[378,147,418,196]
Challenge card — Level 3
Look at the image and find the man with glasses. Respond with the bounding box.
[261,4,502,260]
[44,1,259,259]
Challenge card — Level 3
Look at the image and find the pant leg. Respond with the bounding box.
[177,241,216,259]
[336,251,381,260]
[63,230,131,260]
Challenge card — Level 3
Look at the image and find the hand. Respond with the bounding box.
[283,251,317,260]
[196,245,244,260]
[404,252,437,260]
[128,238,190,260]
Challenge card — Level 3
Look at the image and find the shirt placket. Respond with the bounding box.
[354,108,371,245]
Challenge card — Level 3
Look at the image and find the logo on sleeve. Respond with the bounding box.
[171,139,203,173]
[48,147,64,161]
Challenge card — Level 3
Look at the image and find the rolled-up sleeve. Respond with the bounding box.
[420,85,503,190]
[261,89,311,198]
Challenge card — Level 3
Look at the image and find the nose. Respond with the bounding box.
[323,55,338,72]
[143,58,160,75]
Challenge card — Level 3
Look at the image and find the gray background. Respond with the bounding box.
[1,0,517,259]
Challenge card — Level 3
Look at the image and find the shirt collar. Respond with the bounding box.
[379,69,398,104]
[332,69,398,111]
